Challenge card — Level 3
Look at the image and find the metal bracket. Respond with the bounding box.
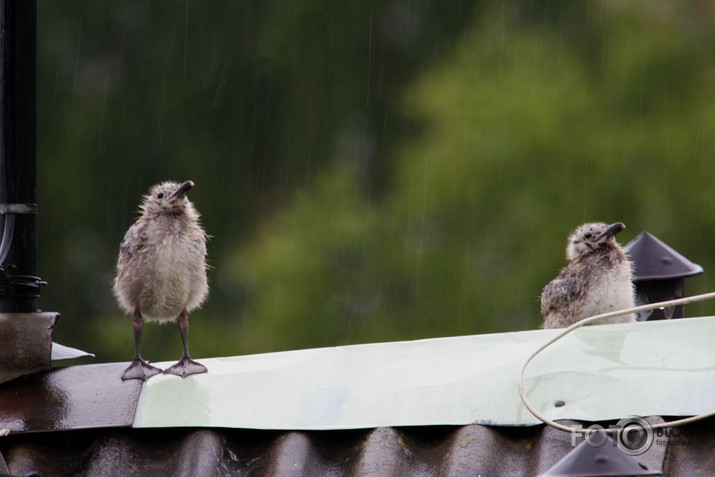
[0,203,37,215]
[0,312,58,384]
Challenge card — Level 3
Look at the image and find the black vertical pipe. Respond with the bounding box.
[0,0,41,312]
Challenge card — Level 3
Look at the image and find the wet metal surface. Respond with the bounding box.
[0,362,141,434]
[0,313,57,384]
[2,416,705,476]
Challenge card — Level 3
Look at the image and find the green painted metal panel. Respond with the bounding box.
[132,316,715,430]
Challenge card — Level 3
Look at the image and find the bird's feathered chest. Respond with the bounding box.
[119,215,206,271]
[540,247,633,318]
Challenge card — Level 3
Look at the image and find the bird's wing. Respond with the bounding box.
[540,273,584,317]
[118,223,145,264]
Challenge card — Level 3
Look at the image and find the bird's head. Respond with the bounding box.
[140,180,197,218]
[565,222,625,261]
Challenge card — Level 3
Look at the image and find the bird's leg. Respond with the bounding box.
[164,309,207,378]
[122,308,163,381]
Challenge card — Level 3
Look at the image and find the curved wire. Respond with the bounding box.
[517,291,715,434]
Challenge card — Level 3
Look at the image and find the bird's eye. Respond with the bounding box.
[584,233,592,239]
[157,193,165,199]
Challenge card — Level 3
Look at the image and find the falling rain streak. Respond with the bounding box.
[32,1,715,360]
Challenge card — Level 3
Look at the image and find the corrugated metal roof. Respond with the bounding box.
[2,417,711,476]
[1,318,714,475]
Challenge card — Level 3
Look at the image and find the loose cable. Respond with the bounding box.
[517,291,715,435]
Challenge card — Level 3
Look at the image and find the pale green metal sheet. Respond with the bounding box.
[132,316,715,430]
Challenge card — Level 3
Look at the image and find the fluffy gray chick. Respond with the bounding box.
[541,222,635,329]
[114,180,209,380]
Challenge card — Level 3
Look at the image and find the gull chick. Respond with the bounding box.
[114,180,209,380]
[541,222,635,329]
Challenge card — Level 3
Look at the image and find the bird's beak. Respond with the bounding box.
[172,180,194,198]
[600,222,625,239]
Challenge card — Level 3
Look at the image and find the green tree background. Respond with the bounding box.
[36,1,715,363]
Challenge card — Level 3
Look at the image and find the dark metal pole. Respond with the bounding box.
[0,0,44,312]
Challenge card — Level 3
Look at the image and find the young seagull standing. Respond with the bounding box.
[114,180,209,380]
[541,222,636,329]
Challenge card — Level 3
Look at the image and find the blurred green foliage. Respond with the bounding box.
[35,1,715,362]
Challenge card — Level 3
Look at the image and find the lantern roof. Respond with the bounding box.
[624,231,703,280]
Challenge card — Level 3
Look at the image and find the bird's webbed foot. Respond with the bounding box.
[122,358,163,381]
[164,356,207,378]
